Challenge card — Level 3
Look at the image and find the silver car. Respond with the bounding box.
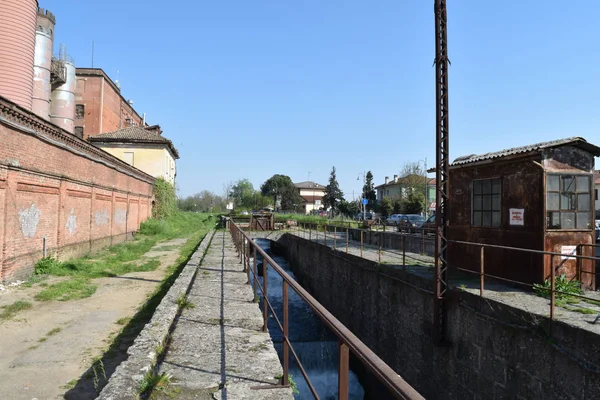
[386,214,404,226]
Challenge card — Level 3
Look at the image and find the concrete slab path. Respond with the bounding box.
[156,231,293,400]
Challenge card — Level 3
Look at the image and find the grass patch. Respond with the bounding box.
[38,337,47,343]
[0,300,33,320]
[139,370,172,395]
[152,245,178,252]
[61,379,78,390]
[35,278,97,301]
[115,317,130,325]
[583,299,600,307]
[47,327,62,336]
[176,294,195,309]
[21,274,45,288]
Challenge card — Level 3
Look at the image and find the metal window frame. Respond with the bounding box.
[471,177,502,228]
[545,173,592,230]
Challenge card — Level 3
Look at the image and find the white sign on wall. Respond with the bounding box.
[509,208,524,226]
[561,245,577,260]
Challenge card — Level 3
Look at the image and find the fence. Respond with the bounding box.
[228,221,423,400]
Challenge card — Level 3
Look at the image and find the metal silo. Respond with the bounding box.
[50,45,75,133]
[32,8,55,120]
[0,0,38,110]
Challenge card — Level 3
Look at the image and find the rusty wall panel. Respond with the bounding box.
[448,156,545,284]
[542,146,595,173]
[545,232,595,290]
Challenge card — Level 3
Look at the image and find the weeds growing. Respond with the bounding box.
[0,300,33,320]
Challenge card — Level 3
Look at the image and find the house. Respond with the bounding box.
[447,137,600,290]
[375,174,436,212]
[89,125,179,185]
[294,181,326,215]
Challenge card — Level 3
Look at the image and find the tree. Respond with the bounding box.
[230,179,255,209]
[405,192,425,214]
[261,174,303,212]
[362,171,376,212]
[399,162,427,210]
[338,199,361,218]
[379,197,394,217]
[323,166,344,215]
[153,178,177,219]
[178,190,225,213]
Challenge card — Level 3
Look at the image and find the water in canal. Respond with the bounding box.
[253,239,365,400]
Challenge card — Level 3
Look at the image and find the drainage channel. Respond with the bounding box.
[253,238,365,399]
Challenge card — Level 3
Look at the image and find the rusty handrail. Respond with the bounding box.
[229,221,423,400]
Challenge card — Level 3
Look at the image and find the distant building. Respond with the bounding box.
[375,175,436,212]
[294,181,326,214]
[74,68,145,139]
[89,125,179,185]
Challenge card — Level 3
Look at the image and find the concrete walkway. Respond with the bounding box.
[157,231,293,399]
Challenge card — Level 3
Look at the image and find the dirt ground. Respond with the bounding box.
[0,237,188,400]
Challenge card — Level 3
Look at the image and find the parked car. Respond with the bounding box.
[355,212,374,221]
[386,214,405,226]
[398,214,426,233]
[421,214,436,235]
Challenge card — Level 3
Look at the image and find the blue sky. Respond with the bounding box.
[45,0,600,199]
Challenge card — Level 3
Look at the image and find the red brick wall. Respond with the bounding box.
[0,97,154,281]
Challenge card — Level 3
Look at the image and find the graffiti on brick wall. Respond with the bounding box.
[114,209,127,224]
[66,208,77,234]
[95,209,110,226]
[18,204,41,238]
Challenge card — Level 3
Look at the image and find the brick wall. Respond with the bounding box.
[0,96,154,281]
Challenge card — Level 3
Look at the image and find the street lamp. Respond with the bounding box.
[357,172,366,219]
[417,158,428,217]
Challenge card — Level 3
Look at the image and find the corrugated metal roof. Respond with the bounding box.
[451,137,600,167]
[89,126,179,158]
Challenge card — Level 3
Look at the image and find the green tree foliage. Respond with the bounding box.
[261,174,303,212]
[178,190,225,213]
[379,197,394,217]
[399,162,427,212]
[323,166,344,214]
[338,199,361,218]
[393,199,404,214]
[153,178,177,219]
[230,178,256,209]
[404,192,425,214]
[362,171,377,212]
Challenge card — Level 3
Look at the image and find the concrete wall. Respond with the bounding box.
[0,95,154,281]
[277,233,600,400]
[96,143,177,185]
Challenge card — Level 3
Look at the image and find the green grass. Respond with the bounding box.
[139,370,172,395]
[34,278,97,301]
[61,379,78,390]
[47,327,62,336]
[176,293,195,309]
[0,300,33,320]
[115,317,130,325]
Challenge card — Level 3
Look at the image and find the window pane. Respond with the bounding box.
[562,176,575,193]
[547,175,559,192]
[473,195,482,211]
[492,211,501,227]
[561,193,575,210]
[483,195,491,211]
[473,181,482,195]
[576,212,591,229]
[547,193,560,211]
[561,212,575,229]
[547,212,561,229]
[482,211,492,227]
[492,195,501,211]
[473,211,482,226]
[578,194,591,211]
[492,179,501,194]
[576,176,590,193]
[482,180,492,195]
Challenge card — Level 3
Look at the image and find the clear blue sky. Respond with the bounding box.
[45,0,600,199]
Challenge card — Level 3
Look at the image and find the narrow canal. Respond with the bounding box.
[253,238,365,399]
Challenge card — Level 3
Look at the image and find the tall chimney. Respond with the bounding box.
[393,174,398,183]
[385,176,389,185]
[32,8,55,120]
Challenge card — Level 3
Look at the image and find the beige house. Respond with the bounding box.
[294,181,326,214]
[89,125,179,185]
[376,174,437,212]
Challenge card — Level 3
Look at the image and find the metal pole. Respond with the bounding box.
[283,281,289,386]
[324,224,327,246]
[360,231,363,257]
[550,254,555,320]
[403,234,406,269]
[480,246,485,297]
[334,226,337,250]
[263,261,268,332]
[346,228,349,254]
[338,342,349,400]
[253,246,257,298]
[433,0,450,346]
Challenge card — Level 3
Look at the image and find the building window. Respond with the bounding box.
[75,104,84,119]
[74,126,83,138]
[123,152,134,166]
[546,174,591,229]
[472,178,501,227]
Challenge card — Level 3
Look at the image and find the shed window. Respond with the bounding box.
[546,174,591,229]
[74,126,83,138]
[472,178,501,227]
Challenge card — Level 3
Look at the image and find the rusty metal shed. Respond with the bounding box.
[448,137,600,289]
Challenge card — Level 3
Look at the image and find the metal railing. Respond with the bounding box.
[228,221,424,400]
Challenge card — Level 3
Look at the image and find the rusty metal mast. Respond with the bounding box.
[433,0,450,345]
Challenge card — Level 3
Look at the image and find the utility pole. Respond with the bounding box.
[434,0,450,345]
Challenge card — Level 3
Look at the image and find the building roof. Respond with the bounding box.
[375,175,435,190]
[294,181,326,189]
[451,137,600,167]
[89,125,180,159]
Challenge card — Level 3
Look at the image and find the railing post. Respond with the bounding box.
[403,234,406,270]
[550,254,555,320]
[263,261,269,332]
[421,229,425,255]
[378,235,382,264]
[282,280,289,386]
[253,246,257,297]
[480,246,485,297]
[324,224,327,246]
[316,224,319,242]
[338,342,349,400]
[346,228,349,254]
[360,230,363,257]
[334,226,337,250]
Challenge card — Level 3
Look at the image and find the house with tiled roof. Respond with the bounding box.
[89,125,179,184]
[294,181,326,215]
[375,174,436,212]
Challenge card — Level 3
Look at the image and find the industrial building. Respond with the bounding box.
[448,137,600,290]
